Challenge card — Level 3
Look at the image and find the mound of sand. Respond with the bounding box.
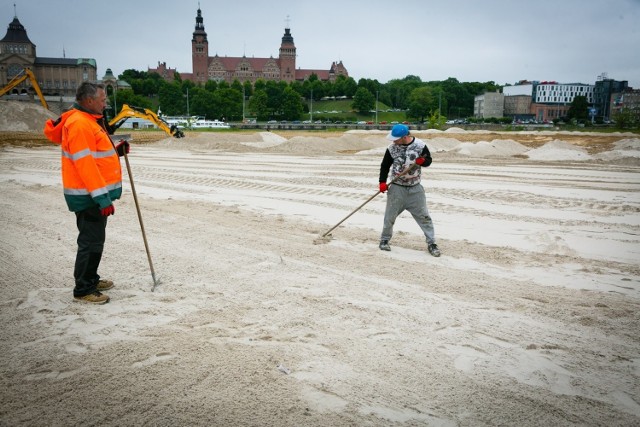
[264,134,386,155]
[593,138,640,161]
[0,100,57,131]
[525,139,592,161]
[453,139,530,157]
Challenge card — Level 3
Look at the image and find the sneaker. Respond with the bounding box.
[97,279,114,291]
[379,240,391,251]
[74,291,110,305]
[428,243,441,257]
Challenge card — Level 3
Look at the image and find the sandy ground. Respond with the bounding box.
[1,100,640,426]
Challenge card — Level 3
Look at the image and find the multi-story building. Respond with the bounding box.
[610,88,640,123]
[474,91,504,118]
[594,75,629,121]
[0,14,97,101]
[502,81,601,122]
[178,7,348,85]
[504,94,533,121]
[148,62,178,82]
[0,12,132,113]
[531,81,594,122]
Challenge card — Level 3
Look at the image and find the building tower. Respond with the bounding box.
[278,19,296,83]
[191,7,209,84]
[0,13,36,85]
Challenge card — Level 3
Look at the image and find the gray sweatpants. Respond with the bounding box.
[380,183,436,244]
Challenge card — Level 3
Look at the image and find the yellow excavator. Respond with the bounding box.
[0,68,49,110]
[107,104,184,138]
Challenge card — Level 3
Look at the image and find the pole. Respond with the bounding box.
[122,147,160,291]
[375,90,378,124]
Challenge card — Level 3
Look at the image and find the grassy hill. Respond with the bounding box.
[307,99,407,122]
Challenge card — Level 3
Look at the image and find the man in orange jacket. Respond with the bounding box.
[44,82,129,304]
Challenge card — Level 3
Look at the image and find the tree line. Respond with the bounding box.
[107,69,502,123]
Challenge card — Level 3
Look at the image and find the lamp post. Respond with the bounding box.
[310,88,313,122]
[375,90,379,124]
[242,85,245,122]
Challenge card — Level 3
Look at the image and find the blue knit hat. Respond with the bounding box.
[386,124,409,141]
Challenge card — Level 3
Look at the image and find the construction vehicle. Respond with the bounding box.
[0,68,49,110]
[107,104,184,138]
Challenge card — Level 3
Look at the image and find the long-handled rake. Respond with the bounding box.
[119,139,160,291]
[320,160,422,239]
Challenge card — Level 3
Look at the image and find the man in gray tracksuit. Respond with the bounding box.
[378,124,440,257]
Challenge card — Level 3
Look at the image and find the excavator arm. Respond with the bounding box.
[0,68,48,110]
[108,104,184,138]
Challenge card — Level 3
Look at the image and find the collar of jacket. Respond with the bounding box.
[72,102,103,118]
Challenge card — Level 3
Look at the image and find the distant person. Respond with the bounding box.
[44,82,130,304]
[378,124,440,257]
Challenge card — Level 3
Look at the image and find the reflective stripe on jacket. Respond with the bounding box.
[44,108,122,212]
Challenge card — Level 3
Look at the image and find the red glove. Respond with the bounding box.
[379,182,388,193]
[101,205,115,216]
[415,157,425,166]
[115,140,130,157]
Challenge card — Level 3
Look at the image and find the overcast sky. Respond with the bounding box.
[3,0,639,88]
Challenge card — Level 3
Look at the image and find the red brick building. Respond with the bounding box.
[178,7,348,85]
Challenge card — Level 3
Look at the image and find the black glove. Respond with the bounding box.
[115,140,130,157]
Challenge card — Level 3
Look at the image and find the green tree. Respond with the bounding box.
[158,83,185,115]
[613,108,639,129]
[568,95,589,122]
[242,80,253,97]
[351,87,375,113]
[108,89,153,114]
[214,87,242,121]
[281,86,304,120]
[248,89,269,120]
[407,86,435,122]
[189,86,216,119]
[204,80,218,93]
[426,110,446,129]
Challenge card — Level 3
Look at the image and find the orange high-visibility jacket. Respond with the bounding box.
[44,107,122,212]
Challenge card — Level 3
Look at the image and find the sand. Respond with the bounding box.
[1,100,639,426]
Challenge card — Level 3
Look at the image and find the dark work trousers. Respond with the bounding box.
[73,206,107,297]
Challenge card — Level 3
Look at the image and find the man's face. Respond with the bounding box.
[85,88,107,115]
[393,135,407,145]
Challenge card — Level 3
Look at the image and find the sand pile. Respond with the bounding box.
[264,133,386,155]
[0,100,57,131]
[525,139,592,161]
[593,138,640,161]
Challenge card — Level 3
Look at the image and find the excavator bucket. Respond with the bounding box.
[171,125,185,138]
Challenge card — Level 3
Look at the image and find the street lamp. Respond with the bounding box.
[375,90,379,124]
[310,88,313,122]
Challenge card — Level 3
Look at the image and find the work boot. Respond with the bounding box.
[97,279,114,291]
[428,243,441,257]
[74,291,110,305]
[379,240,391,251]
